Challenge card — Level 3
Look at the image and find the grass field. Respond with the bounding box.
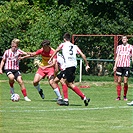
[0,74,133,133]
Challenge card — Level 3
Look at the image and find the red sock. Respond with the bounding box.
[21,88,27,97]
[72,86,85,100]
[116,85,121,97]
[62,84,68,99]
[124,85,128,96]
[9,82,14,88]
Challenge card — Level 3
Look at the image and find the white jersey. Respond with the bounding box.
[57,53,66,70]
[2,48,25,70]
[59,41,80,68]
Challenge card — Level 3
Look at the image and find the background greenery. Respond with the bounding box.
[0,0,133,74]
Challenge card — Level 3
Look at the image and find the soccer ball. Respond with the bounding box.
[11,93,20,102]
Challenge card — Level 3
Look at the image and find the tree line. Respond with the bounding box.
[0,0,133,73]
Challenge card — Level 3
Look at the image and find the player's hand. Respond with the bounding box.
[113,66,117,72]
[85,65,90,72]
[48,59,52,64]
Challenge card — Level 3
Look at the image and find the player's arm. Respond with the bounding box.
[19,52,36,60]
[113,54,119,72]
[48,46,61,64]
[77,46,90,72]
[40,58,57,70]
[0,58,6,74]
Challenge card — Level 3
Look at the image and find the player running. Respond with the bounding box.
[0,38,31,101]
[21,40,62,100]
[48,33,90,106]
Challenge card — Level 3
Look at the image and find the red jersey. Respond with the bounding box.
[116,44,133,67]
[2,48,25,70]
[35,47,57,66]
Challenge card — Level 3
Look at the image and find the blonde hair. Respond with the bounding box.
[11,38,20,45]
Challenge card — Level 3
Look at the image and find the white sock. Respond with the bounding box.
[54,88,62,99]
[34,84,41,92]
[64,98,68,101]
[10,87,14,94]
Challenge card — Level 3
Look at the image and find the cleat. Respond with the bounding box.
[57,99,64,106]
[63,101,69,106]
[116,97,121,101]
[127,101,133,106]
[24,96,31,101]
[39,89,45,99]
[123,96,128,101]
[84,98,90,106]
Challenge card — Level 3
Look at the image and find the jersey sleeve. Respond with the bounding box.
[35,48,43,55]
[75,45,82,54]
[2,50,8,60]
[17,49,26,55]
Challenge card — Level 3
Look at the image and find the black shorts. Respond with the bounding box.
[5,70,21,80]
[57,70,66,80]
[64,66,76,83]
[116,67,130,77]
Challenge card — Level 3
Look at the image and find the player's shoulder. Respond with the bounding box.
[51,47,55,51]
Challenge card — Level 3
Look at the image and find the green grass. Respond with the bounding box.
[0,74,133,133]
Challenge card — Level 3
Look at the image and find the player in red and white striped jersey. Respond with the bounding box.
[0,38,31,101]
[113,36,133,101]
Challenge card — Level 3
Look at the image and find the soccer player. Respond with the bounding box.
[0,38,31,101]
[113,35,133,101]
[54,53,69,105]
[48,33,90,106]
[21,40,62,100]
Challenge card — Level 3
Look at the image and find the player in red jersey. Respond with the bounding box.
[113,36,133,101]
[0,38,31,101]
[21,40,62,100]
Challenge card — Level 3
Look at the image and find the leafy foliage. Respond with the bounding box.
[0,0,133,73]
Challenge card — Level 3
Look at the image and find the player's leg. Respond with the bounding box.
[16,72,31,101]
[60,78,68,102]
[47,67,62,100]
[33,73,45,99]
[33,68,45,99]
[116,67,122,100]
[55,71,68,102]
[64,67,90,106]
[5,70,15,95]
[123,67,130,101]
[48,75,62,100]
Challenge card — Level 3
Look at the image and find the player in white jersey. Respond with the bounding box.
[54,53,69,105]
[49,33,90,106]
[0,38,31,101]
[113,36,133,101]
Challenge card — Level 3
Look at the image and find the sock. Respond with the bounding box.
[34,84,41,92]
[9,82,14,94]
[54,88,62,99]
[124,85,128,97]
[10,87,14,94]
[21,88,27,97]
[62,84,68,100]
[72,86,85,100]
[57,84,61,93]
[116,85,121,97]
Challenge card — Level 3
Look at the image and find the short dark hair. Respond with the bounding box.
[63,33,71,41]
[41,40,50,46]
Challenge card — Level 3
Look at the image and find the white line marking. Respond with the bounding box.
[0,106,132,112]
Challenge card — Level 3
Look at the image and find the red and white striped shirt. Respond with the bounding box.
[116,44,133,67]
[2,48,26,70]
